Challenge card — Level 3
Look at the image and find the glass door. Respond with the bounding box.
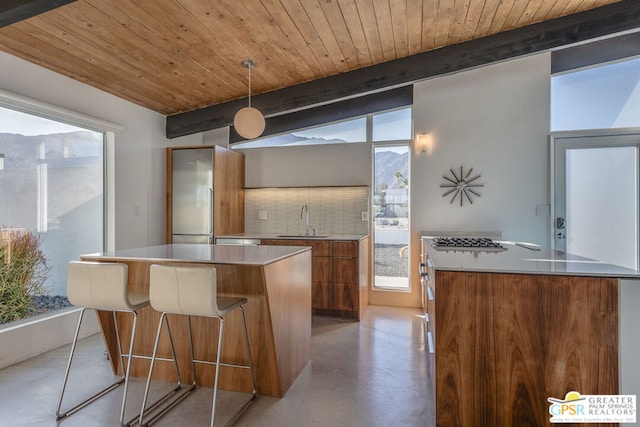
[372,144,409,289]
[553,131,639,270]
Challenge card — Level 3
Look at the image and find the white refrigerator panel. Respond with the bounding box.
[171,148,214,236]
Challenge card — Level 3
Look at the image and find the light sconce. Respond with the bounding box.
[233,59,265,139]
[415,133,433,155]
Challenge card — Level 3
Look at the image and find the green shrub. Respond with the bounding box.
[0,231,50,324]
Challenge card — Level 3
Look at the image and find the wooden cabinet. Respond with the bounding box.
[429,261,620,426]
[261,237,370,319]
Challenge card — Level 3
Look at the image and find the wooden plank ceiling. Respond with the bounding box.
[0,0,624,117]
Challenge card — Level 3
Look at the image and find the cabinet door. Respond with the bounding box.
[331,256,358,285]
[331,283,358,311]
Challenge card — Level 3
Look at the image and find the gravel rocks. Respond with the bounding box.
[30,295,72,315]
[374,244,409,277]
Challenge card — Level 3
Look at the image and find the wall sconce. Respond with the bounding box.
[415,133,433,155]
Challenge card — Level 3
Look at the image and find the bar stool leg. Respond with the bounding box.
[239,306,257,396]
[211,316,225,427]
[119,312,139,426]
[56,308,125,420]
[139,313,195,426]
[221,306,258,427]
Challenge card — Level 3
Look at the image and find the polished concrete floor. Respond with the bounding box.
[0,305,433,426]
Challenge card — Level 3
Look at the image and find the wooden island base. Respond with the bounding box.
[86,249,312,398]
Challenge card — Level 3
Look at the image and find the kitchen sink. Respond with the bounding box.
[276,235,329,239]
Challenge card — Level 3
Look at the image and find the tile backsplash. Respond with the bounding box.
[245,187,370,235]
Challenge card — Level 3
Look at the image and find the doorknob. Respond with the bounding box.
[556,217,566,230]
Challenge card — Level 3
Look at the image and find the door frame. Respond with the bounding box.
[550,127,640,255]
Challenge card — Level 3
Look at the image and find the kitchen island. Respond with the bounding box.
[421,236,639,427]
[217,234,370,319]
[81,243,312,398]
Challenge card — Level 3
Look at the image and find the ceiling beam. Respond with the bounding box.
[229,86,413,143]
[167,0,640,139]
[0,0,76,28]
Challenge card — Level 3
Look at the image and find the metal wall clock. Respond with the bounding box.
[440,166,484,206]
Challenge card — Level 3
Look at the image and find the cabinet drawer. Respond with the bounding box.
[331,257,358,284]
[331,240,358,257]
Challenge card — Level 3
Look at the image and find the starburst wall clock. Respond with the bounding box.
[440,166,484,206]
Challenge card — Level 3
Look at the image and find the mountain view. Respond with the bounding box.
[375,150,409,190]
[0,131,102,169]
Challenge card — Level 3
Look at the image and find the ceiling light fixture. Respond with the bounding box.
[233,59,265,139]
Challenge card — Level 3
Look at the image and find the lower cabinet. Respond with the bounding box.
[261,237,369,319]
[432,267,619,426]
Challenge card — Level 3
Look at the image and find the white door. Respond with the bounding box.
[553,131,640,270]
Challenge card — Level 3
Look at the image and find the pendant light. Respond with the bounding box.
[233,59,265,139]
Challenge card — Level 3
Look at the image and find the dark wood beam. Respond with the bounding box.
[167,0,640,139]
[229,86,413,143]
[0,0,76,28]
[552,31,640,74]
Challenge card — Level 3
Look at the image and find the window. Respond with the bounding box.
[372,107,412,142]
[551,57,640,131]
[371,108,411,290]
[232,116,366,149]
[0,105,105,324]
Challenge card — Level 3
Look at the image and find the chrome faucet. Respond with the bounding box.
[300,204,316,236]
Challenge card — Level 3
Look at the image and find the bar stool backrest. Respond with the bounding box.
[67,261,130,311]
[149,265,219,317]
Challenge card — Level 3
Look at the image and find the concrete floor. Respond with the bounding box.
[0,305,433,427]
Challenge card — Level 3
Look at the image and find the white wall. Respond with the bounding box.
[390,53,552,308]
[240,142,371,187]
[412,53,552,245]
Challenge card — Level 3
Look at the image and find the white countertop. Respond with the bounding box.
[81,243,310,266]
[216,233,368,241]
[423,237,640,278]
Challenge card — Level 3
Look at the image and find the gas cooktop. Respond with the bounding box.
[432,237,506,251]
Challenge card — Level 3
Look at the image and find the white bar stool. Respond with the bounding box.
[56,261,183,426]
[140,264,257,427]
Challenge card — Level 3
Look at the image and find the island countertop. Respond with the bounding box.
[422,236,640,278]
[82,243,311,266]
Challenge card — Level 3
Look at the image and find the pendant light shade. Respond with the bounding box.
[234,59,265,139]
[234,106,265,139]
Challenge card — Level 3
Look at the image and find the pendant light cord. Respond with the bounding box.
[248,63,252,108]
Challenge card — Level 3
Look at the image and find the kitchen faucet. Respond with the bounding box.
[300,204,317,236]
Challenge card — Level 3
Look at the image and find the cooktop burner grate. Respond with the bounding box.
[432,237,504,250]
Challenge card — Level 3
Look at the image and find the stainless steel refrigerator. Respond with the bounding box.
[167,145,245,244]
[171,147,215,243]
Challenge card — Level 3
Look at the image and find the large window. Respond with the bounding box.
[0,105,105,324]
[232,116,367,149]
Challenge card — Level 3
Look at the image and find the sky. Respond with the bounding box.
[0,106,83,136]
